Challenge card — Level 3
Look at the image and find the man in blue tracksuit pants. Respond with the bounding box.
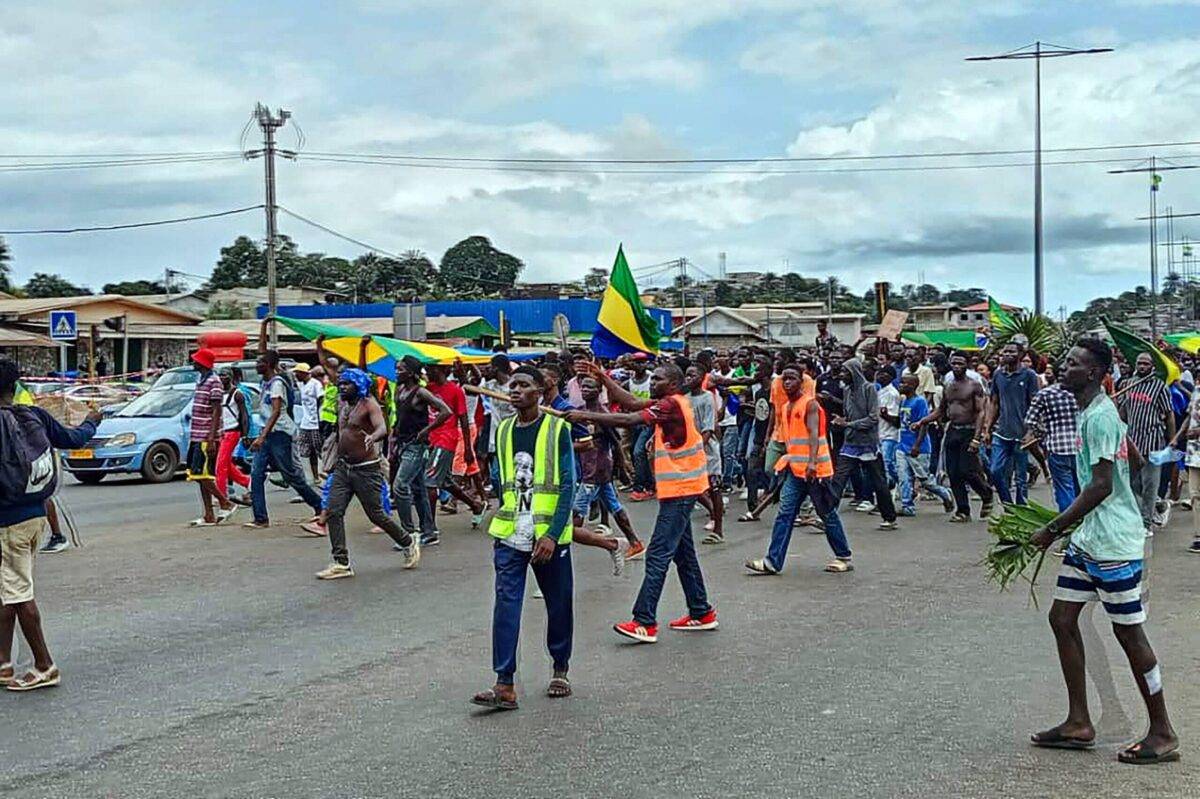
[471,366,575,711]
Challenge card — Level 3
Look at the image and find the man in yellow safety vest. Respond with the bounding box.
[471,366,576,711]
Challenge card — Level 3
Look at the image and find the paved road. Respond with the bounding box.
[2,474,1198,798]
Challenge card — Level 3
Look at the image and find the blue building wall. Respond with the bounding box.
[264,298,672,337]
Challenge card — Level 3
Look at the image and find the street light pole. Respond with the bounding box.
[967,41,1112,317]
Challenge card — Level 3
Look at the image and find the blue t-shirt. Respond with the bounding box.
[990,367,1039,440]
[899,396,930,454]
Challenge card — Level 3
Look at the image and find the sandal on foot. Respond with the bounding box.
[0,662,14,687]
[744,558,778,575]
[1030,729,1096,750]
[824,559,854,573]
[1118,741,1180,765]
[470,688,518,711]
[6,665,60,692]
[546,676,572,698]
[737,512,759,523]
[701,532,725,545]
[188,518,217,528]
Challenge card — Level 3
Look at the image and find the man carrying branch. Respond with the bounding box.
[1029,338,1179,765]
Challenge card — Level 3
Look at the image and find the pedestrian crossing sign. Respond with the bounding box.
[49,310,77,341]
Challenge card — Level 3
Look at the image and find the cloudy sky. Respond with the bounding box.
[3,0,1200,311]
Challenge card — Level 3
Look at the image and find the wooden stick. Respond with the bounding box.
[464,383,566,418]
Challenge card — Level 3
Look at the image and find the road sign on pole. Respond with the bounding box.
[49,310,78,341]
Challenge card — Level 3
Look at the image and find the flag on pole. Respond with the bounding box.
[987,296,1017,331]
[592,245,662,358]
[1151,173,1162,192]
[1103,317,1181,385]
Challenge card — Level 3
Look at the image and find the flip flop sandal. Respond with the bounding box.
[744,558,778,575]
[6,665,60,692]
[737,512,759,523]
[1030,731,1096,750]
[1118,742,1181,765]
[546,677,572,698]
[188,518,218,528]
[701,533,725,545]
[0,662,14,687]
[470,689,518,711]
[824,559,854,573]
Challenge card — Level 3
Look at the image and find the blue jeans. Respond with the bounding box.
[392,440,434,535]
[1046,452,1079,512]
[896,451,952,512]
[989,435,1028,504]
[251,431,322,524]
[631,424,655,491]
[492,541,573,685]
[720,424,742,487]
[766,473,850,570]
[632,496,711,626]
[572,481,623,516]
[880,439,899,488]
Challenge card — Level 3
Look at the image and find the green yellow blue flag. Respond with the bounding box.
[988,296,1017,331]
[592,245,661,358]
[1103,318,1181,385]
[1163,331,1200,354]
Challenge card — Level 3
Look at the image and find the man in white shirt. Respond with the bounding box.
[876,364,902,489]
[293,364,325,481]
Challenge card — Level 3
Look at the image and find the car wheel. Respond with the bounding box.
[74,473,106,485]
[141,442,178,483]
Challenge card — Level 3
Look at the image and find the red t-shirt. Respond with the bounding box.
[426,381,467,450]
[639,395,687,449]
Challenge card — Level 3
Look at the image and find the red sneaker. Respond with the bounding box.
[613,620,658,643]
[668,609,719,632]
[624,540,646,560]
[629,490,653,502]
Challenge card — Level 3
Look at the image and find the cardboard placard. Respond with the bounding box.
[877,309,909,341]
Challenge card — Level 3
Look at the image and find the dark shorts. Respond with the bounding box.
[296,427,324,458]
[186,441,217,481]
[424,446,455,489]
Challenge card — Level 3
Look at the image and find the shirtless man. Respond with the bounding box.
[916,351,994,521]
[315,368,420,580]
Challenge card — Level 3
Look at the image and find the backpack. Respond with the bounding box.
[0,406,58,505]
[265,375,296,421]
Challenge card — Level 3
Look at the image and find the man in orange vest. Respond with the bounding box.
[566,361,717,644]
[745,365,853,575]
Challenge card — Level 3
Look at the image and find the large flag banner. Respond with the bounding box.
[592,245,662,358]
[1163,331,1200,354]
[1104,318,1181,385]
[988,296,1017,331]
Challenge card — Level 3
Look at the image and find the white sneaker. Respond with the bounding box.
[738,488,748,500]
[608,538,628,578]
[855,501,875,513]
[315,563,355,580]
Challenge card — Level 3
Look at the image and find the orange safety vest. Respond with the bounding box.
[775,394,834,479]
[653,392,710,498]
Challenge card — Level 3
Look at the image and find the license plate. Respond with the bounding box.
[68,449,94,459]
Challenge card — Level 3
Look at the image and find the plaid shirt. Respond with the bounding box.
[1024,386,1078,456]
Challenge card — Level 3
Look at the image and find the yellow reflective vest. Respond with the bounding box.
[489,413,572,545]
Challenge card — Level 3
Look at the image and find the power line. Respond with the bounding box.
[0,205,264,235]
[295,152,1200,177]
[0,154,245,173]
[278,206,407,259]
[0,150,242,159]
[302,137,1200,165]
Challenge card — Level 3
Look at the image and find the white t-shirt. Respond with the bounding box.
[262,375,298,437]
[877,383,901,442]
[298,378,322,431]
[944,369,984,387]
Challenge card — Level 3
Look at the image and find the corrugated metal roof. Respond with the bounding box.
[0,295,201,323]
[0,326,58,347]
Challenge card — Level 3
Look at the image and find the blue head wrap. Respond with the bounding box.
[338,368,373,399]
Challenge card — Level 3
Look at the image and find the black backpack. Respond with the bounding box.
[0,406,57,505]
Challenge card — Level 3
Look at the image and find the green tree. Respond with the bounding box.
[209,235,262,289]
[101,279,166,295]
[371,249,439,300]
[583,267,609,297]
[0,237,11,294]
[439,236,523,296]
[22,272,92,298]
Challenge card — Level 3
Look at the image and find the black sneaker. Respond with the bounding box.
[420,532,441,547]
[1188,540,1200,554]
[39,537,69,554]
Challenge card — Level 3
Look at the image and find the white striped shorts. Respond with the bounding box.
[1053,545,1145,625]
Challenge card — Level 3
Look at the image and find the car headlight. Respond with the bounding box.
[107,432,137,447]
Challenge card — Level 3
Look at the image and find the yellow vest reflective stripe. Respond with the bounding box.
[14,382,34,406]
[488,413,573,544]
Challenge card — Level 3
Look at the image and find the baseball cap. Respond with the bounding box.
[291,362,312,373]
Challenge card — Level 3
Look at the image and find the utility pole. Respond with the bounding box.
[967,41,1112,316]
[1111,160,1200,339]
[245,104,293,348]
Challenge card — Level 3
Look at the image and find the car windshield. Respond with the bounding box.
[153,368,199,388]
[114,389,192,418]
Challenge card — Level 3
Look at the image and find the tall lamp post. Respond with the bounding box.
[967,41,1112,317]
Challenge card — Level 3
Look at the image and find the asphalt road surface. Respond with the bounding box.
[3,473,1198,798]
